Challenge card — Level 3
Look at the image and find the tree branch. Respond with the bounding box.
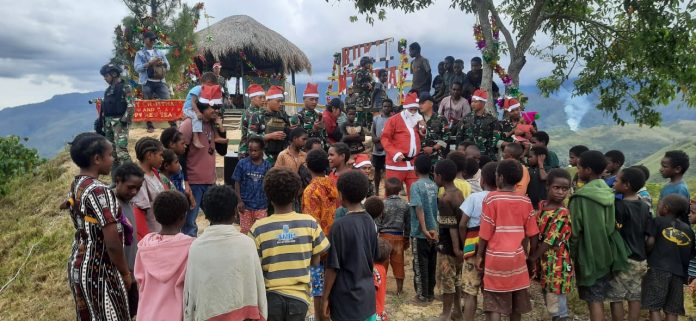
[543,13,622,35]
[487,0,515,53]
[515,0,548,57]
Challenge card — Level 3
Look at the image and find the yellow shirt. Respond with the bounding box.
[438,178,472,199]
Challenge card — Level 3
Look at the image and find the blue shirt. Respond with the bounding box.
[170,170,185,193]
[133,48,170,85]
[659,180,691,201]
[231,158,272,210]
[409,177,439,239]
[183,85,202,112]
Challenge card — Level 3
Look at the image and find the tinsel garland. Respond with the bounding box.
[473,17,522,107]
[397,38,409,103]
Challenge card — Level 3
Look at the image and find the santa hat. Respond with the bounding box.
[403,92,419,109]
[353,154,372,168]
[303,83,319,98]
[245,84,265,98]
[522,111,539,124]
[213,62,222,69]
[199,85,223,105]
[502,97,521,111]
[266,85,286,100]
[472,89,488,102]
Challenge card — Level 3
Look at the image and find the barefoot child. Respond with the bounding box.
[410,155,440,302]
[374,239,392,321]
[232,137,272,234]
[502,143,530,195]
[160,127,195,208]
[376,177,411,295]
[159,149,180,190]
[132,137,166,239]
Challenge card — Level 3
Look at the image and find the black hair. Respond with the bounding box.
[546,168,572,186]
[385,177,402,196]
[153,190,189,226]
[306,149,329,173]
[463,157,480,177]
[454,59,464,65]
[605,150,625,166]
[446,151,467,173]
[409,42,421,52]
[160,149,178,171]
[458,141,474,149]
[377,69,388,77]
[481,161,497,189]
[631,165,650,181]
[69,132,111,169]
[661,194,691,223]
[201,185,238,223]
[479,155,492,167]
[264,168,302,206]
[444,56,454,63]
[330,142,351,164]
[504,143,524,159]
[435,159,457,182]
[451,81,463,89]
[346,105,357,112]
[289,127,307,141]
[376,238,392,264]
[620,167,646,193]
[304,137,322,151]
[578,150,608,175]
[664,150,690,173]
[530,146,548,157]
[200,71,217,84]
[160,127,183,148]
[418,93,434,104]
[247,136,265,149]
[532,131,550,146]
[337,170,369,203]
[143,31,157,40]
[382,98,393,106]
[437,61,445,67]
[135,137,163,162]
[415,154,432,175]
[112,162,145,183]
[471,57,482,64]
[497,159,523,186]
[327,98,343,112]
[569,145,589,157]
[364,196,384,219]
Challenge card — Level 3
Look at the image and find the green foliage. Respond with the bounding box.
[0,136,43,195]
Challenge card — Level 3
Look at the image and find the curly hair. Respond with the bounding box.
[135,137,163,162]
[620,167,646,193]
[480,161,498,190]
[160,127,183,149]
[69,132,111,169]
[376,238,392,264]
[661,194,690,223]
[435,159,457,183]
[337,170,369,204]
[201,185,238,224]
[306,149,329,173]
[546,168,571,187]
[447,151,466,173]
[664,150,690,173]
[200,71,217,84]
[160,149,178,171]
[605,150,625,166]
[364,196,384,220]
[263,168,301,206]
[385,177,402,196]
[112,162,144,183]
[579,150,608,175]
[497,159,523,187]
[153,190,189,226]
[415,154,431,175]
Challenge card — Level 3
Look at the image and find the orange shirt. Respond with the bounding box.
[302,177,340,235]
[514,165,530,196]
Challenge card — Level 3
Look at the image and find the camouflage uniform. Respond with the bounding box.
[239,104,263,157]
[456,111,501,160]
[498,118,516,144]
[248,109,290,165]
[353,68,374,128]
[422,113,450,164]
[294,108,327,148]
[217,75,230,115]
[102,80,133,167]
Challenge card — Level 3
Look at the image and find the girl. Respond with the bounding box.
[160,127,195,208]
[159,149,180,191]
[132,137,166,240]
[66,132,131,321]
[328,142,351,184]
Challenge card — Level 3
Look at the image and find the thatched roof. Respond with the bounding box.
[195,15,312,76]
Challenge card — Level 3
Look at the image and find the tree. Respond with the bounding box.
[0,136,42,196]
[339,0,696,126]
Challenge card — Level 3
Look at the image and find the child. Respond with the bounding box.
[409,154,439,302]
[527,146,549,209]
[531,131,560,169]
[568,150,630,321]
[328,142,351,184]
[527,169,573,321]
[365,196,384,221]
[182,72,223,149]
[275,127,308,173]
[642,195,695,320]
[447,151,481,193]
[354,154,376,197]
[232,137,272,234]
[340,105,366,154]
[659,150,690,201]
[374,239,392,321]
[631,165,654,214]
[477,159,539,321]
[371,99,394,196]
[249,168,330,321]
[437,153,472,200]
[304,137,323,153]
[160,127,195,207]
[112,163,145,272]
[183,185,267,320]
[604,149,625,191]
[502,142,530,195]
[434,159,465,321]
[512,111,537,143]
[567,145,589,192]
[132,137,166,239]
[459,162,497,321]
[375,177,410,295]
[608,167,653,321]
[301,149,340,321]
[323,170,379,321]
[159,149,180,191]
[135,191,194,321]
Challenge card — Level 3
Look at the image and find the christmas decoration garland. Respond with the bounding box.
[473,18,521,105]
[325,52,341,102]
[397,38,410,103]
[238,50,286,86]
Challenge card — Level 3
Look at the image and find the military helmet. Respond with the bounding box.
[100,63,122,77]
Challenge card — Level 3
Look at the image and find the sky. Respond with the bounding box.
[0,0,558,110]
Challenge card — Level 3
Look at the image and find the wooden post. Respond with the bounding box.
[291,71,296,86]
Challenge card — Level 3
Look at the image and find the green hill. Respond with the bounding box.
[635,139,696,183]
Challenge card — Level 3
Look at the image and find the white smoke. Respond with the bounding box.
[559,86,593,131]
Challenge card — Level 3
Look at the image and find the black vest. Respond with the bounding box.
[102,81,128,117]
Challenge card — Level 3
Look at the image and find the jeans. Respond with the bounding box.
[142,81,176,128]
[266,292,308,321]
[183,184,211,237]
[412,237,437,299]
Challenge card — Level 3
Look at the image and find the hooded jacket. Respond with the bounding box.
[134,232,194,321]
[569,178,630,286]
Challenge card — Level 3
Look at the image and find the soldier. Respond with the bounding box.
[456,89,501,161]
[418,93,449,165]
[248,85,290,165]
[353,56,375,129]
[239,84,266,157]
[498,97,522,151]
[293,83,327,148]
[212,62,230,114]
[99,63,133,168]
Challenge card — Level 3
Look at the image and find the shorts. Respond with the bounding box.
[543,292,569,318]
[436,253,463,294]
[641,269,685,315]
[607,259,648,302]
[379,233,406,279]
[578,274,612,303]
[482,289,533,315]
[310,264,325,297]
[372,154,386,170]
[461,256,482,296]
[239,208,267,234]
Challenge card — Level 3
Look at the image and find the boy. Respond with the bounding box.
[304,137,323,153]
[477,159,539,321]
[275,127,308,173]
[410,154,440,302]
[371,98,394,196]
[531,131,560,169]
[374,239,392,321]
[375,177,411,295]
[340,105,366,154]
[459,161,497,321]
[502,143,530,195]
[631,165,654,214]
[323,170,379,321]
[232,137,272,234]
[433,159,465,321]
[527,146,549,209]
[240,84,266,157]
[604,150,625,190]
[659,150,690,201]
[183,186,267,321]
[182,72,223,149]
[135,191,195,321]
[248,85,290,165]
[249,168,330,321]
[642,195,695,320]
[567,145,589,191]
[569,150,630,321]
[608,167,652,321]
[447,151,481,193]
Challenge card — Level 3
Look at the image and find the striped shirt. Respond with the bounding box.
[480,191,539,292]
[249,212,330,304]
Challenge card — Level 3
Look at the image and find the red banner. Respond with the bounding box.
[133,100,184,122]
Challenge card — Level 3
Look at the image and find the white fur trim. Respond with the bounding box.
[354,160,372,168]
[386,163,414,171]
[393,152,404,163]
[400,112,418,157]
[472,95,487,102]
[267,94,284,100]
[303,93,319,98]
[404,103,419,109]
[507,103,520,110]
[199,97,223,105]
[247,91,265,98]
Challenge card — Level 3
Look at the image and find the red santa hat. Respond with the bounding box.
[403,92,419,109]
[245,84,265,98]
[199,85,223,106]
[522,111,539,124]
[212,62,222,69]
[303,83,319,98]
[353,154,372,168]
[502,97,521,111]
[472,89,488,102]
[266,85,286,100]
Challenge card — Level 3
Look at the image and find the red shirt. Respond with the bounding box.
[374,263,388,321]
[323,109,338,144]
[179,119,216,184]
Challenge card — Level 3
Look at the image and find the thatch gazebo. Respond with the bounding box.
[195,15,312,88]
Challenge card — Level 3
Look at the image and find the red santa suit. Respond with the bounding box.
[381,93,423,195]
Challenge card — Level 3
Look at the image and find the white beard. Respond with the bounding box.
[401,109,423,129]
